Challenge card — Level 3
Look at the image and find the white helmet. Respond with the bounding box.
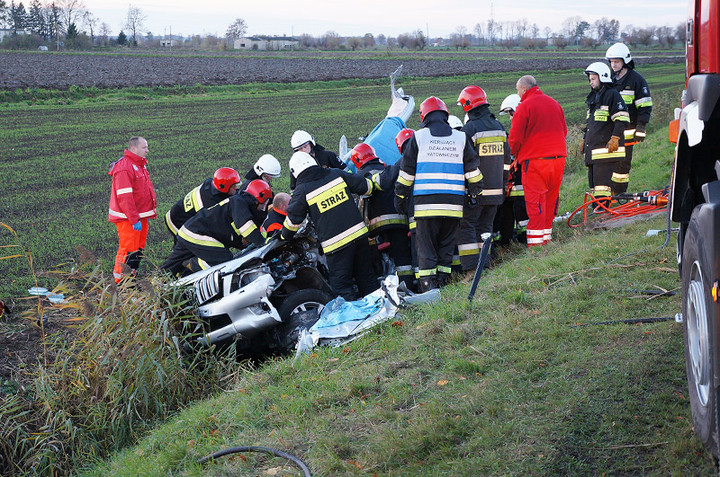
[254,154,281,178]
[499,94,521,115]
[289,151,317,178]
[585,62,613,84]
[291,130,315,150]
[448,115,464,129]
[605,42,632,63]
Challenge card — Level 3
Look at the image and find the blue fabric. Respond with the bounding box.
[344,117,406,172]
[311,295,385,330]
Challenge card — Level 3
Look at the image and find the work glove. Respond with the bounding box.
[132,221,142,232]
[394,195,407,215]
[579,138,585,155]
[606,136,620,153]
[634,124,646,142]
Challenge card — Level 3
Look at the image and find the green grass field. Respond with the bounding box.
[0,63,683,300]
[5,60,715,475]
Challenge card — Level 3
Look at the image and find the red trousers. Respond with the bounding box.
[113,219,148,282]
[523,158,565,247]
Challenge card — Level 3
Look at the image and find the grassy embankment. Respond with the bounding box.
[80,124,716,474]
[4,62,716,475]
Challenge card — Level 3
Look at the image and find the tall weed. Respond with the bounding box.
[0,267,240,476]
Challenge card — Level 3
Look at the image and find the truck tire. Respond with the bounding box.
[682,214,720,456]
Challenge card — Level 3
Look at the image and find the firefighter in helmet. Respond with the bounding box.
[289,130,346,189]
[582,62,630,207]
[165,167,241,240]
[395,96,483,292]
[605,42,653,194]
[281,151,378,300]
[456,85,511,278]
[494,93,528,245]
[239,154,282,192]
[351,142,413,288]
[161,179,271,276]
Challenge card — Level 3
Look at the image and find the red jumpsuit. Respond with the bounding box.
[508,86,567,246]
[108,149,157,282]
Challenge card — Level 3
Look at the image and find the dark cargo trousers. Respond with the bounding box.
[415,217,460,278]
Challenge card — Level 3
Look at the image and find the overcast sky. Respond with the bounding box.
[83,0,687,38]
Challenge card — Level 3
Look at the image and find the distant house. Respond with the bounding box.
[234,35,298,50]
[0,28,31,41]
[160,39,178,47]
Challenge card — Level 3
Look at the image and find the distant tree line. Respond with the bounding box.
[0,4,686,52]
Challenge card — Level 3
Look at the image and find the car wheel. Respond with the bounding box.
[682,214,720,456]
[274,289,334,353]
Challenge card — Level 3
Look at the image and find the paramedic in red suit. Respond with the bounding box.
[508,75,567,247]
[108,136,157,282]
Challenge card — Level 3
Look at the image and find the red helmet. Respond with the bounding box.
[395,128,415,152]
[350,143,378,169]
[457,85,488,112]
[419,96,449,121]
[245,179,272,204]
[212,167,240,193]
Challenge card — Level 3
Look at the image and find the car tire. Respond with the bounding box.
[682,214,720,456]
[274,289,334,354]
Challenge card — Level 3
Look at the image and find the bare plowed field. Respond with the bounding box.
[0,51,682,89]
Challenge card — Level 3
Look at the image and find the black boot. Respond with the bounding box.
[437,272,452,288]
[418,276,437,293]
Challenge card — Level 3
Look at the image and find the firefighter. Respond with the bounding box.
[605,42,653,194]
[165,167,241,239]
[391,128,420,285]
[281,151,377,300]
[509,75,567,247]
[494,94,528,245]
[261,192,291,237]
[395,96,483,292]
[457,85,511,277]
[161,179,271,277]
[108,136,157,283]
[582,63,630,207]
[351,143,413,288]
[289,130,346,189]
[239,154,281,192]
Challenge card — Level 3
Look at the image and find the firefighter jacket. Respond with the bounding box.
[507,157,524,199]
[239,168,262,193]
[583,85,630,165]
[290,143,346,189]
[462,104,512,205]
[508,86,567,162]
[612,68,652,141]
[394,111,483,219]
[261,206,287,236]
[165,178,231,235]
[282,166,373,254]
[178,192,264,249]
[358,159,408,236]
[108,149,157,224]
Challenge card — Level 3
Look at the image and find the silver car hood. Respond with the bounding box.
[171,239,278,287]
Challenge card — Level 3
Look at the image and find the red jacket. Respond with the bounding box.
[508,86,567,162]
[108,149,157,224]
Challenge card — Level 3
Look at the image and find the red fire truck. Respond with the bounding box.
[671,0,720,457]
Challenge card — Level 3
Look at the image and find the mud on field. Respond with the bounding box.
[0,51,682,90]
